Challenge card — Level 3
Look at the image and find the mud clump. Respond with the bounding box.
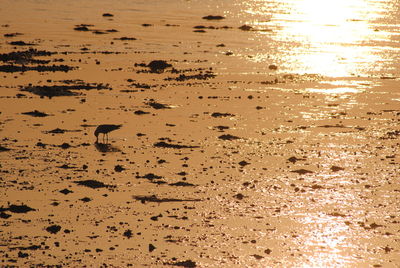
[133,195,202,203]
[20,82,110,98]
[123,229,133,238]
[291,169,314,175]
[169,259,197,267]
[136,173,163,181]
[73,24,94,31]
[239,25,253,31]
[269,64,278,70]
[233,193,245,200]
[238,160,250,167]
[211,112,234,118]
[46,128,67,134]
[146,101,171,109]
[114,37,136,41]
[0,64,74,73]
[46,225,62,234]
[4,32,23,38]
[169,181,196,187]
[0,145,11,152]
[0,204,36,213]
[21,110,50,117]
[287,156,305,164]
[73,180,112,189]
[114,165,125,172]
[0,49,72,73]
[147,60,172,73]
[154,141,199,149]
[0,49,53,65]
[59,188,73,195]
[331,165,345,172]
[202,15,225,20]
[149,244,156,252]
[60,143,71,149]
[0,212,12,219]
[9,41,35,46]
[165,72,216,82]
[134,110,150,115]
[218,134,241,141]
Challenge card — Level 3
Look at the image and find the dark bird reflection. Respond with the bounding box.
[94,142,121,152]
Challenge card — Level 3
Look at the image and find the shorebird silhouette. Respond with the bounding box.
[94,124,122,143]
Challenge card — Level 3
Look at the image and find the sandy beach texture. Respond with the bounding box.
[0,0,399,267]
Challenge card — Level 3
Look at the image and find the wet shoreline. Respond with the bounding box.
[1,0,399,267]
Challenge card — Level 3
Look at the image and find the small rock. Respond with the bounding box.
[149,243,156,252]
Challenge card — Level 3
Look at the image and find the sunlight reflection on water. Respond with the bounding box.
[239,0,399,77]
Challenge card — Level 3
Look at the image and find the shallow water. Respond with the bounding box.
[0,0,399,267]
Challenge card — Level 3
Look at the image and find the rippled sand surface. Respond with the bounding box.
[0,0,399,267]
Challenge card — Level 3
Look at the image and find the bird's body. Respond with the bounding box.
[94,124,122,143]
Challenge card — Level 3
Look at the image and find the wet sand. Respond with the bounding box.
[0,0,399,267]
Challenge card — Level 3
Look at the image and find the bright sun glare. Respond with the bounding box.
[250,0,386,77]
